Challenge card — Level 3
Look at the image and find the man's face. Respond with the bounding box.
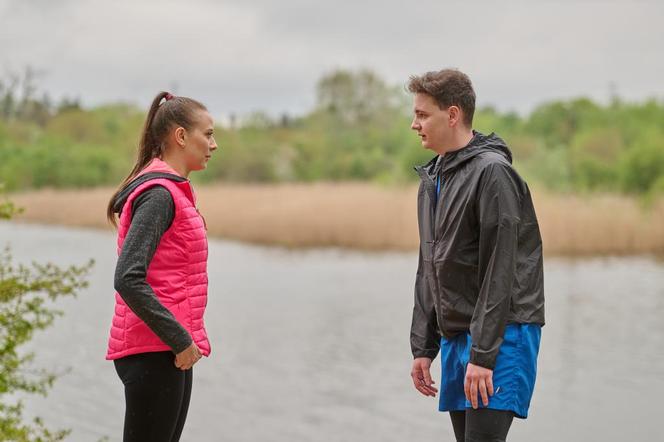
[410,93,450,153]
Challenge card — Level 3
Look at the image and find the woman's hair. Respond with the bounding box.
[106,91,207,226]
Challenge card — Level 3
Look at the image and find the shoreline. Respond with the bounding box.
[8,183,664,256]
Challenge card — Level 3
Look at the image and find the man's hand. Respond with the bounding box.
[410,357,438,397]
[464,362,494,408]
[174,342,202,370]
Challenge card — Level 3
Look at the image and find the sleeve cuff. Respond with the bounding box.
[413,349,439,360]
[469,349,498,370]
[171,335,194,354]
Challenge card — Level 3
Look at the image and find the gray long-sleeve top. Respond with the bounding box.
[113,185,193,354]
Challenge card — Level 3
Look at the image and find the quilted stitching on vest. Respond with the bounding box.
[106,160,211,360]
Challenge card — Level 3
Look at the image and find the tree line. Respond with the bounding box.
[1,68,663,197]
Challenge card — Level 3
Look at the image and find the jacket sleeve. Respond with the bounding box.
[114,186,193,354]
[410,248,441,359]
[470,162,522,369]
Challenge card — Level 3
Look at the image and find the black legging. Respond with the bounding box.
[114,351,193,442]
[449,409,515,442]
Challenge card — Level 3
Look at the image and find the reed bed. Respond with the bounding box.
[8,184,664,255]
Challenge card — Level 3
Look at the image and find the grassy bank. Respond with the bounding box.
[8,184,664,255]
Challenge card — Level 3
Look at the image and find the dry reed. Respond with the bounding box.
[8,184,664,255]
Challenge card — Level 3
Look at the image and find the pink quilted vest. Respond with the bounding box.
[106,158,211,360]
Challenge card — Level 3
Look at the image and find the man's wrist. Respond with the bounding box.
[469,350,497,370]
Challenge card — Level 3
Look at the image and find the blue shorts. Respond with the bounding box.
[438,324,541,419]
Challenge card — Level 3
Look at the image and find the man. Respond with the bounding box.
[408,69,545,442]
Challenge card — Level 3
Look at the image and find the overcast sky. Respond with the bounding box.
[1,0,662,119]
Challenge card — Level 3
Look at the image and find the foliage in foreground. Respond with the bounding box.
[0,192,93,441]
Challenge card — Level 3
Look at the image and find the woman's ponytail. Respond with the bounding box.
[106,91,178,226]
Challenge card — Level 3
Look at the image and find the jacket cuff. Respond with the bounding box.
[469,349,498,370]
[413,349,439,360]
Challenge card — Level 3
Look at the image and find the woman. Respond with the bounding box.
[106,91,217,441]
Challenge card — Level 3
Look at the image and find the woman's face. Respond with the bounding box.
[183,109,217,172]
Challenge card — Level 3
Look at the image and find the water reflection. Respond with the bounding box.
[1,222,662,441]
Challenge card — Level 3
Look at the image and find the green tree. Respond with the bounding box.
[568,128,623,191]
[619,133,664,194]
[315,69,400,125]
[0,188,92,441]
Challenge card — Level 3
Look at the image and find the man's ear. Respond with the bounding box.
[448,106,461,127]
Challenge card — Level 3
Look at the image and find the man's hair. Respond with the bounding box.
[407,69,476,127]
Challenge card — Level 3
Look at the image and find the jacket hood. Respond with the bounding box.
[417,131,513,177]
[112,172,187,214]
[112,158,188,214]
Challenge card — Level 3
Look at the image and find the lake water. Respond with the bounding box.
[1,222,663,441]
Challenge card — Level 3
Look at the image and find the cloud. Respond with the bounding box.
[0,0,662,117]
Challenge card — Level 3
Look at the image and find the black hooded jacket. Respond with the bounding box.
[410,131,545,369]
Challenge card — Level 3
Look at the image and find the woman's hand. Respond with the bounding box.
[174,342,202,370]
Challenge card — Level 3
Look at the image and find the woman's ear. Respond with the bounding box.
[175,126,186,147]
